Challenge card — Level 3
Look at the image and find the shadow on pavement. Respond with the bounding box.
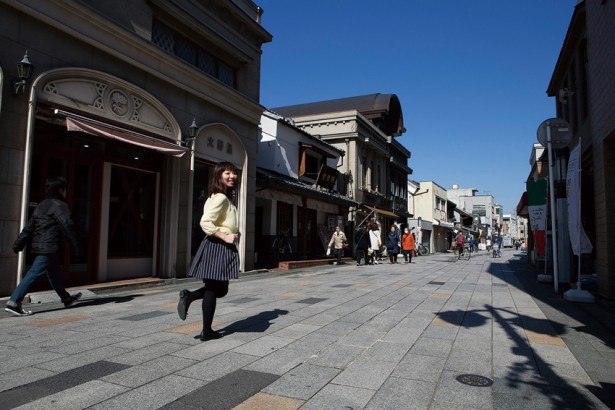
[437,305,601,409]
[220,308,289,335]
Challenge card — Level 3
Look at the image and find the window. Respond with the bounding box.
[299,146,325,181]
[473,205,486,217]
[152,19,236,88]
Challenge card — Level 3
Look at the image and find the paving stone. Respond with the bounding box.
[0,360,130,408]
[306,343,365,369]
[392,353,446,382]
[45,344,134,371]
[176,351,258,382]
[231,335,295,357]
[269,323,320,339]
[409,336,454,358]
[316,320,361,336]
[91,374,204,409]
[14,379,129,409]
[332,356,397,390]
[243,347,314,375]
[365,376,436,410]
[170,337,245,361]
[263,363,339,400]
[0,350,66,374]
[101,355,198,388]
[0,366,55,393]
[233,392,304,410]
[444,348,492,374]
[299,384,375,410]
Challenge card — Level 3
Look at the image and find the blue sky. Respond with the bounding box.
[256,0,577,214]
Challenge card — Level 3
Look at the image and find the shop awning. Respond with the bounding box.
[362,205,398,218]
[516,192,528,216]
[256,168,357,207]
[58,110,188,157]
[434,219,454,229]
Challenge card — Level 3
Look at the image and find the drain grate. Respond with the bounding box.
[455,374,493,387]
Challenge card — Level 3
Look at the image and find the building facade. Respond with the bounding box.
[272,94,411,244]
[256,111,356,267]
[541,0,615,298]
[412,181,453,253]
[0,0,271,296]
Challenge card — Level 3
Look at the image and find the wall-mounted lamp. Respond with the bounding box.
[13,51,34,95]
[183,118,198,146]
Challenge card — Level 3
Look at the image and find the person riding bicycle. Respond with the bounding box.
[491,233,501,257]
[455,232,465,259]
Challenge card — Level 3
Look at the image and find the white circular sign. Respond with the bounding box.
[537,118,572,149]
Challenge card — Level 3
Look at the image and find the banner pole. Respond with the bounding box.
[546,122,560,293]
[564,137,594,303]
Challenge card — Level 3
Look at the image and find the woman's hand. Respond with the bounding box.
[216,230,239,244]
[225,233,239,245]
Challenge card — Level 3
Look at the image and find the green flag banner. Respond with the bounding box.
[526,180,547,256]
[526,180,547,230]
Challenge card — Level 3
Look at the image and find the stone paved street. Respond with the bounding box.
[1,249,614,409]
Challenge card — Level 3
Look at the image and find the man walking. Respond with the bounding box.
[5,176,82,316]
[328,225,348,265]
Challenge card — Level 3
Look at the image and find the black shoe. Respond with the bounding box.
[63,292,82,308]
[196,330,223,341]
[4,304,32,316]
[177,289,191,321]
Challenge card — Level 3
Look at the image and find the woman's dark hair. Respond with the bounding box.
[209,161,239,200]
[46,176,67,196]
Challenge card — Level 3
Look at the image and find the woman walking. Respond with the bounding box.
[177,162,240,341]
[368,222,381,265]
[386,224,401,264]
[401,227,415,264]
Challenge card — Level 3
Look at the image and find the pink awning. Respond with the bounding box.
[62,113,187,157]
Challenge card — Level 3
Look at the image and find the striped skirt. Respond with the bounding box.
[188,235,239,281]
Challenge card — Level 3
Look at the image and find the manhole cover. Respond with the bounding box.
[455,374,493,387]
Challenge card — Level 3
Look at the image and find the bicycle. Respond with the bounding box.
[462,243,471,260]
[271,228,293,263]
[416,243,429,256]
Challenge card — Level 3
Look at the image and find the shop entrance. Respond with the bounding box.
[26,118,164,287]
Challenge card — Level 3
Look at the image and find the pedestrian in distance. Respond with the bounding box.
[386,224,401,264]
[456,231,465,259]
[5,176,82,316]
[368,221,381,265]
[328,225,348,265]
[355,224,370,266]
[177,162,240,341]
[401,226,415,264]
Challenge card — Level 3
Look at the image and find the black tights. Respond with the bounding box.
[189,280,229,331]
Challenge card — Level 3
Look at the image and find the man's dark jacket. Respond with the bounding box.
[12,194,79,255]
[355,228,370,250]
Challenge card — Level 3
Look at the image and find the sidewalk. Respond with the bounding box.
[1,249,614,409]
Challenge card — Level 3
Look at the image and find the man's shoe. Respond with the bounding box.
[177,289,191,321]
[63,292,82,308]
[5,304,32,316]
